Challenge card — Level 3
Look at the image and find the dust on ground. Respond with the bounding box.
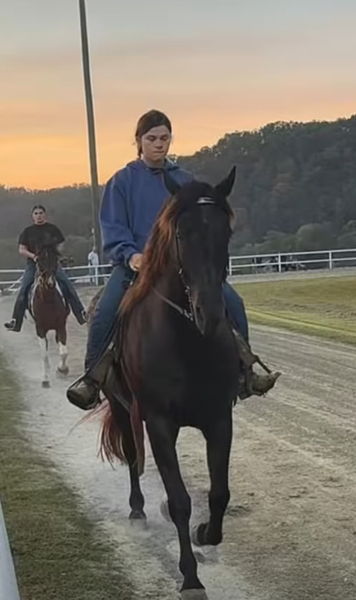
[0,289,356,600]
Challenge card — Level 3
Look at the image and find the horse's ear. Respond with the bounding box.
[163,171,182,197]
[215,167,236,198]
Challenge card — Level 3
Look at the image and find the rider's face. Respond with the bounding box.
[138,125,172,165]
[32,209,47,225]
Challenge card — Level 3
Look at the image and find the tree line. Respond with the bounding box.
[1,114,356,269]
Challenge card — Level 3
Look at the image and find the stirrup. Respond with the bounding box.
[239,367,281,400]
[66,349,115,409]
[66,377,101,411]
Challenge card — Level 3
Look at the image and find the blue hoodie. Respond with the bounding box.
[100,159,193,266]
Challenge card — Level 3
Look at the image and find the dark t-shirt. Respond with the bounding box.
[19,223,65,262]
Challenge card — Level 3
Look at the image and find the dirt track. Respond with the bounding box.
[1,291,356,600]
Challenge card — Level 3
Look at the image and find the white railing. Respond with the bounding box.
[228,248,356,276]
[0,248,355,293]
[0,264,113,294]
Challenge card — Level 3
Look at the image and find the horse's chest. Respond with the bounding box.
[138,327,239,420]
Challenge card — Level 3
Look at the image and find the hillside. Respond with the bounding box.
[1,115,356,267]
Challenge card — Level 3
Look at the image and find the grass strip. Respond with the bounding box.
[0,356,133,600]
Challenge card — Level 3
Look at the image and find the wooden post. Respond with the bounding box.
[78,0,102,261]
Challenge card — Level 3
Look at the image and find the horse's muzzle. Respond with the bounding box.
[192,294,224,337]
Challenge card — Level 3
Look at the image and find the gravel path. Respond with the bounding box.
[1,291,355,600]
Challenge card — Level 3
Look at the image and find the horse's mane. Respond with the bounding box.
[38,244,60,256]
[120,196,177,315]
[120,181,233,316]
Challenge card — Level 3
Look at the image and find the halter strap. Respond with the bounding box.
[196,197,215,205]
[153,198,216,323]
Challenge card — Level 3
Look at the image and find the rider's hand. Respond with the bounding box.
[32,254,38,262]
[129,253,143,272]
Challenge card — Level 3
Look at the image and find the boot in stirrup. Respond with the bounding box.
[233,330,281,400]
[66,350,114,411]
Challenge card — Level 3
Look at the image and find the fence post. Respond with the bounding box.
[228,257,232,277]
[0,499,21,600]
[328,251,333,270]
[277,253,282,273]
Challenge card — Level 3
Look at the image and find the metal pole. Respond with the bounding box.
[78,0,102,260]
[0,499,21,600]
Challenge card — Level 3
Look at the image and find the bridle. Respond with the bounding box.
[35,247,58,289]
[154,197,219,324]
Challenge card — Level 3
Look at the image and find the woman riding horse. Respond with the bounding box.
[67,110,279,409]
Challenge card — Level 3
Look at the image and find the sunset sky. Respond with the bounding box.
[1,0,356,189]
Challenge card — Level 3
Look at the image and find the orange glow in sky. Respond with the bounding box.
[1,0,356,189]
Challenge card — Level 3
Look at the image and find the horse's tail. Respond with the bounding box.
[99,403,127,466]
[98,398,145,476]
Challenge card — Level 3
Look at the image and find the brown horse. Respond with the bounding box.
[96,169,240,598]
[32,246,70,387]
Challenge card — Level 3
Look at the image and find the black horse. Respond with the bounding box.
[99,169,240,598]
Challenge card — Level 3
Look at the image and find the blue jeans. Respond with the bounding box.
[85,265,134,369]
[222,281,249,341]
[12,262,85,329]
[85,265,249,370]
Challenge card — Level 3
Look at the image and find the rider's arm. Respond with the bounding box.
[19,244,36,261]
[100,172,139,267]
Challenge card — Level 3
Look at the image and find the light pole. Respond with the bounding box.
[78,0,102,260]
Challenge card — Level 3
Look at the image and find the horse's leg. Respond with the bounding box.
[192,411,232,547]
[146,415,205,595]
[124,429,146,522]
[111,401,146,521]
[38,336,50,388]
[57,328,69,375]
[102,376,146,522]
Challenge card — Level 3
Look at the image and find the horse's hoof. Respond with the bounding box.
[181,589,209,600]
[160,497,172,522]
[57,367,69,377]
[42,381,51,389]
[129,510,147,528]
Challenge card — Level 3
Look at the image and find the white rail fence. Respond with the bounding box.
[0,264,113,294]
[0,248,355,293]
[228,247,356,276]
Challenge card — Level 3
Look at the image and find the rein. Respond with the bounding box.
[153,288,194,322]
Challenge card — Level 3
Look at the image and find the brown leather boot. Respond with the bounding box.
[233,330,281,400]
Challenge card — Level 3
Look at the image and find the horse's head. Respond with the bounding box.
[36,245,60,288]
[164,168,235,335]
[121,168,236,336]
